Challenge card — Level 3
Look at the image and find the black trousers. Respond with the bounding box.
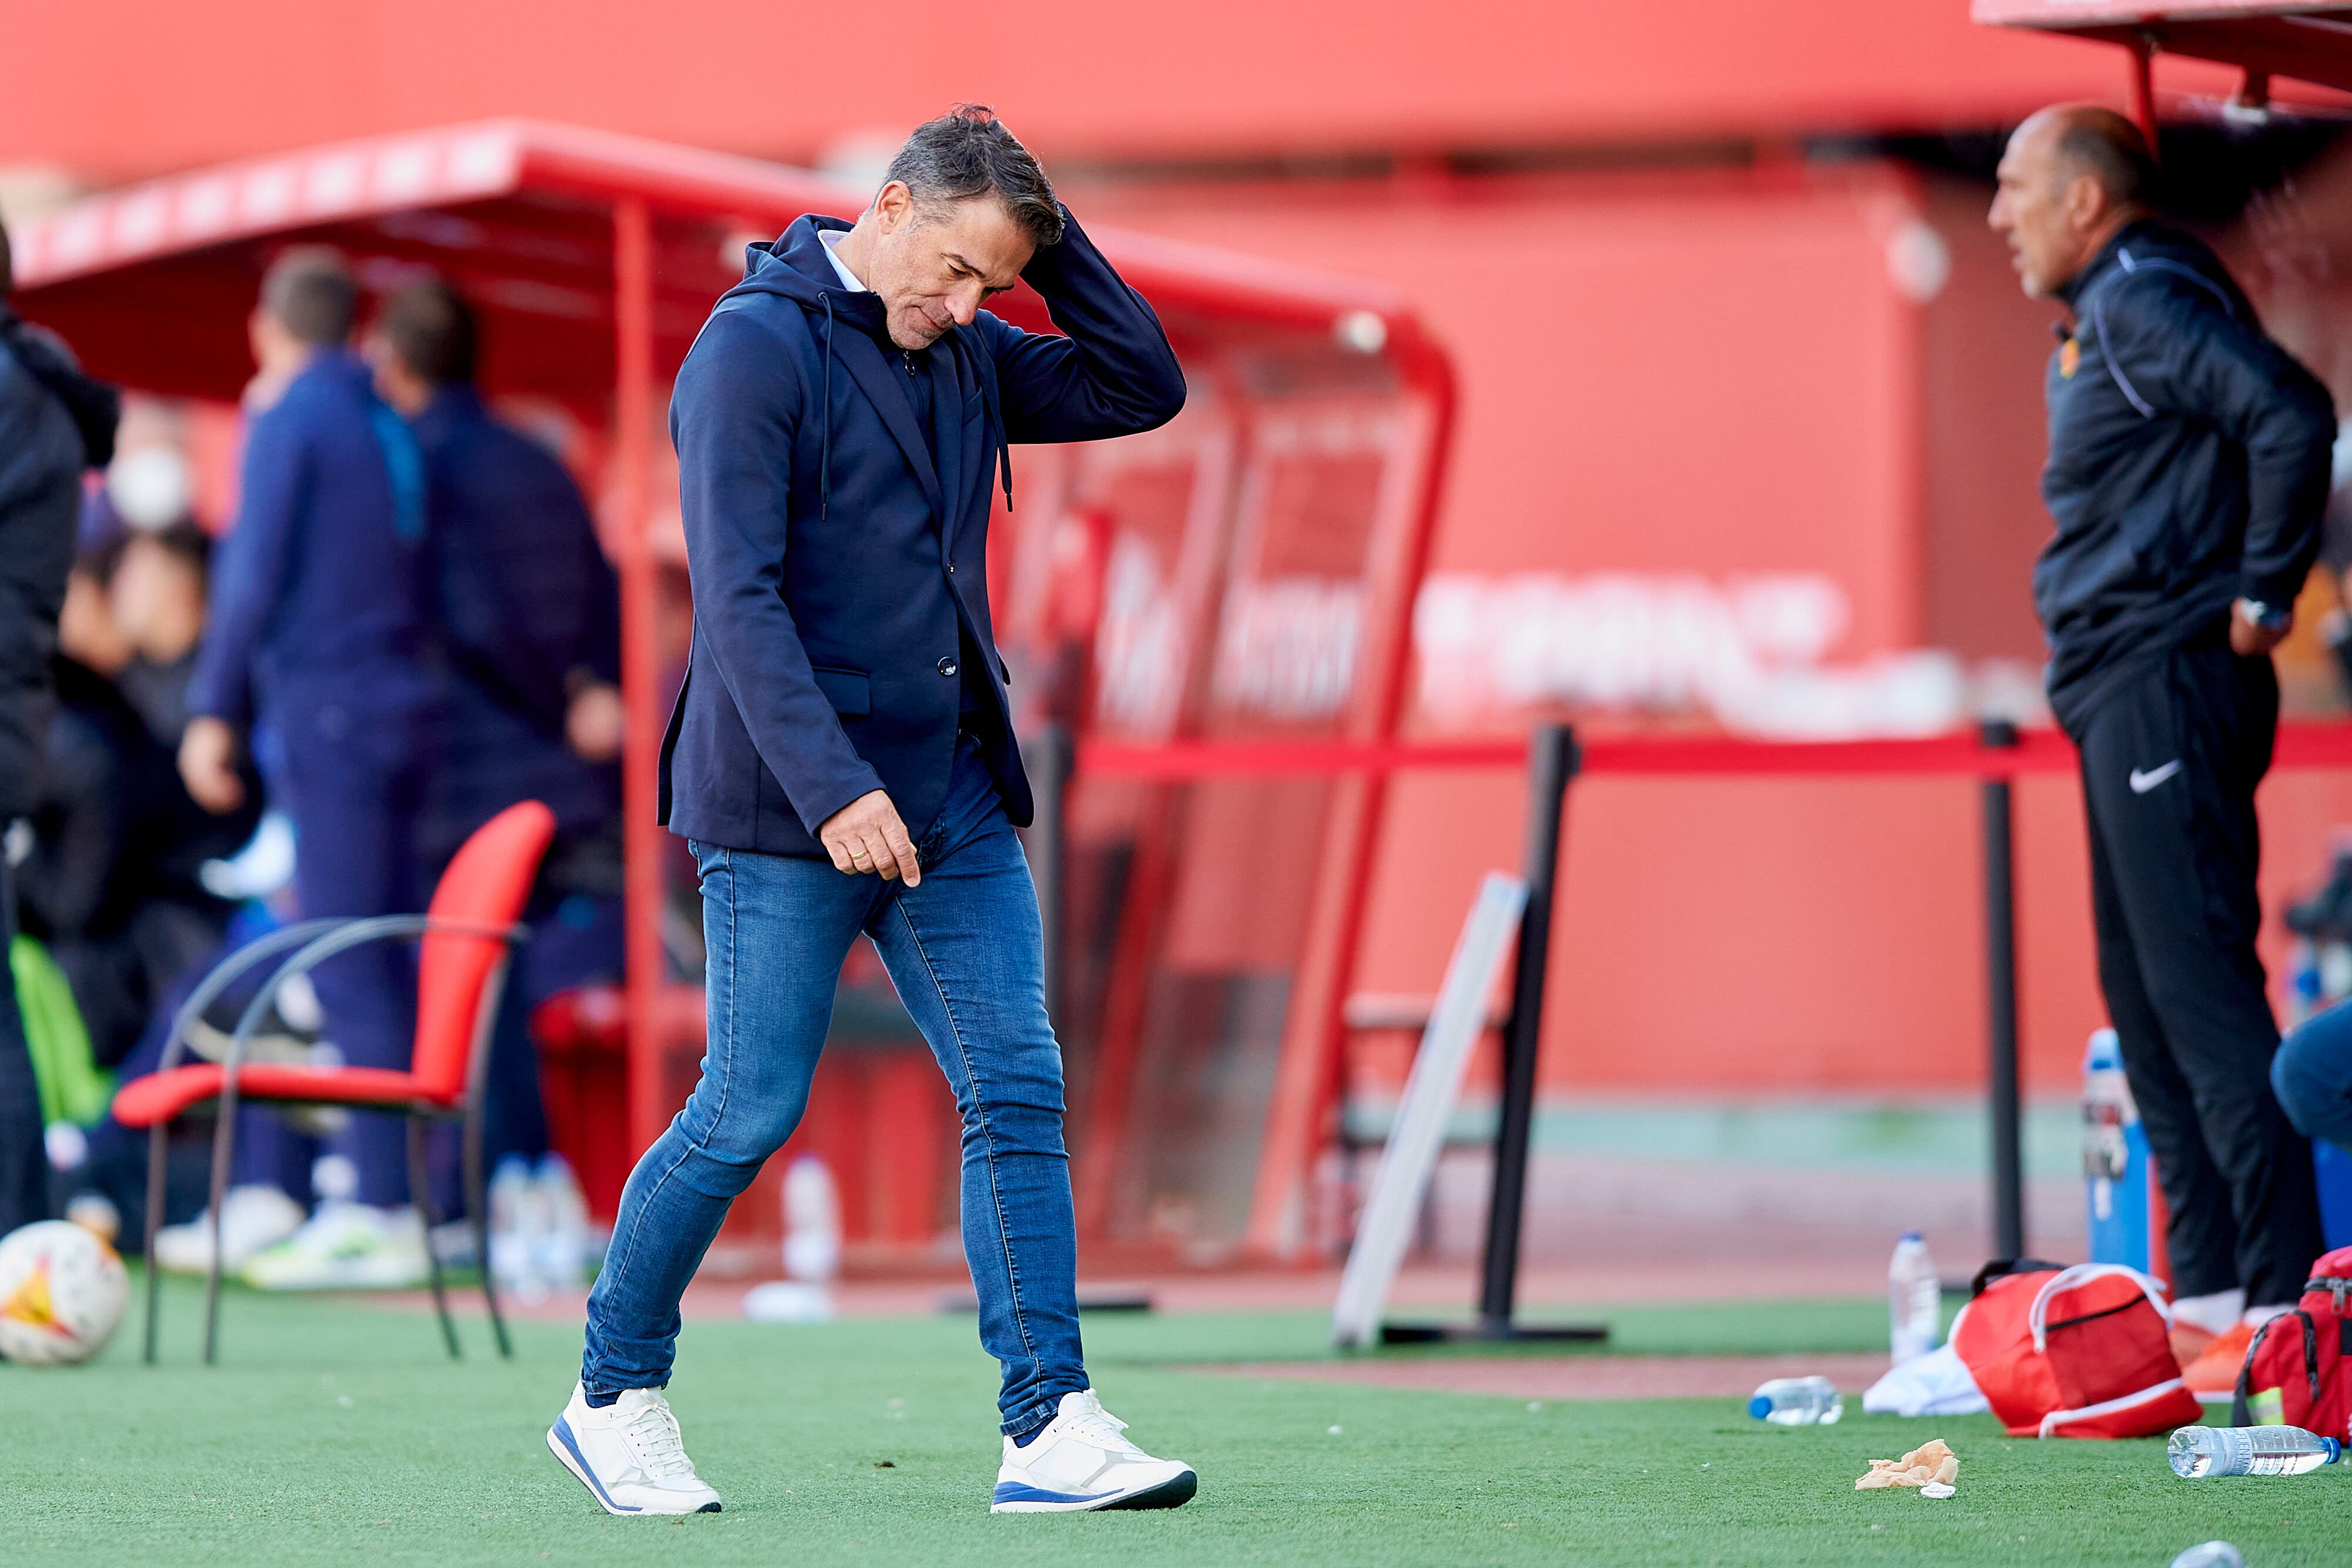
[2076,643,2324,1306]
[0,856,51,1236]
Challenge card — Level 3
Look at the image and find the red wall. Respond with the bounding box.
[5,1,2247,182]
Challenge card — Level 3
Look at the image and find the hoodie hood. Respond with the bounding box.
[723,216,891,334]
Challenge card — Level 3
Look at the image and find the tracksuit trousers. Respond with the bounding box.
[2073,641,2324,1306]
[0,859,51,1236]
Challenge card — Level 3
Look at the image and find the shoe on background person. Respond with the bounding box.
[991,1389,1197,1513]
[2181,1320,2261,1402]
[240,1201,429,1290]
[2168,1286,2241,1376]
[546,1384,723,1516]
[152,1183,304,1274]
[2169,1320,2218,1369]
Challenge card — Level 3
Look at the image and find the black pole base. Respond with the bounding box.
[1375,1318,1609,1346]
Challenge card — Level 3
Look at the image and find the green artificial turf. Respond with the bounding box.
[6,1275,2347,1567]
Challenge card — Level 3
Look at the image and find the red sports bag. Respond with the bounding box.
[1952,1262,2201,1438]
[2230,1244,2352,1439]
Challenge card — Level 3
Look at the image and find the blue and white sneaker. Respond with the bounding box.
[991,1389,1197,1513]
[546,1384,723,1516]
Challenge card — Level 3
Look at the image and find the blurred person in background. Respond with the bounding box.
[551,106,1193,1519]
[2314,426,2352,694]
[370,275,622,1259]
[20,535,258,1071]
[0,219,118,1237]
[178,247,437,1290]
[2274,999,2352,1161]
[1992,105,2336,1392]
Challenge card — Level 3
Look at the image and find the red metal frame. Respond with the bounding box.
[1242,342,1457,1258]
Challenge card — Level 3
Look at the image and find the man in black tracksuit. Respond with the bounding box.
[0,223,118,1235]
[1993,107,2336,1353]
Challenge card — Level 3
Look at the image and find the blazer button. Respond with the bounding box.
[937,656,959,677]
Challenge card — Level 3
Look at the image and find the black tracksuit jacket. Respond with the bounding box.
[2034,220,2334,734]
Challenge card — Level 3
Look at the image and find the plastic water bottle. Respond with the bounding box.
[1889,1232,1940,1364]
[487,1155,539,1300]
[2083,1029,2157,1273]
[534,1154,590,1292]
[743,1155,843,1325]
[781,1154,842,1284]
[2168,1425,2344,1477]
[2170,1544,2245,1568]
[1748,1376,1843,1426]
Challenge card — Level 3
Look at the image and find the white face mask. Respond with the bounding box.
[106,445,193,531]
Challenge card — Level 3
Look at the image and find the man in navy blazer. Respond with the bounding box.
[552,108,1197,1518]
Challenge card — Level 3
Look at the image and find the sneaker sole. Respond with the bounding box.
[990,1467,1198,1514]
[546,1421,721,1516]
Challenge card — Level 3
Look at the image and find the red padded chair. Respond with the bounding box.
[114,800,557,1364]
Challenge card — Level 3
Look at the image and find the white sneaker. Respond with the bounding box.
[240,1202,430,1290]
[153,1184,305,1275]
[991,1390,1197,1513]
[547,1384,723,1515]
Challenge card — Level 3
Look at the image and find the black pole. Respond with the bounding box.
[1478,723,1578,1328]
[1980,717,2026,1262]
[1023,720,1073,1027]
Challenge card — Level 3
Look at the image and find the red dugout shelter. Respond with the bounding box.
[1975,1,2352,131]
[6,120,1456,1250]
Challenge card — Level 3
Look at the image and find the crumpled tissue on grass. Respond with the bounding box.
[1856,1438,1959,1490]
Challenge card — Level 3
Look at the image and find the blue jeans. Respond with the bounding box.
[582,737,1087,1435]
[2276,1000,2352,1156]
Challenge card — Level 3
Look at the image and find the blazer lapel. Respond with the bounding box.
[930,346,970,560]
[829,329,943,517]
[940,333,994,559]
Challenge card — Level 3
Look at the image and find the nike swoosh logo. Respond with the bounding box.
[2129,761,2183,794]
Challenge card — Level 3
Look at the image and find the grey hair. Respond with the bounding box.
[884,105,1064,247]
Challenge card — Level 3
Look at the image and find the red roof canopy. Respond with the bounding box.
[10,118,1441,420]
[1974,1,2352,93]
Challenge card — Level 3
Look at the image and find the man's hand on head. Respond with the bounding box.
[818,790,921,885]
[178,716,246,814]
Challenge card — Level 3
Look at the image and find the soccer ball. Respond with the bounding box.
[0,1220,129,1366]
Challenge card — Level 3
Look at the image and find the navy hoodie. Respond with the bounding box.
[660,206,1184,855]
[2035,220,2335,733]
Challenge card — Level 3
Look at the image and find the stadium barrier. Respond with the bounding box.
[1035,718,2352,1328]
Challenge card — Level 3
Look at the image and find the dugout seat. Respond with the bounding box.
[114,800,557,1365]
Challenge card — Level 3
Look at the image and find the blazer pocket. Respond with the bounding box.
[810,666,871,717]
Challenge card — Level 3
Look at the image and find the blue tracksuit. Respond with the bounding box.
[411,385,625,1172]
[659,207,1185,855]
[410,385,620,868]
[188,349,432,1207]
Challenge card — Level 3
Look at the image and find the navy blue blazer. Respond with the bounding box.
[659,208,1184,855]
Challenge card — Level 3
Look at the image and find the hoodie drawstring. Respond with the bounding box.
[818,291,836,521]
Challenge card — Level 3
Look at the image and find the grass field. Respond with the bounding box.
[6,1274,2348,1566]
